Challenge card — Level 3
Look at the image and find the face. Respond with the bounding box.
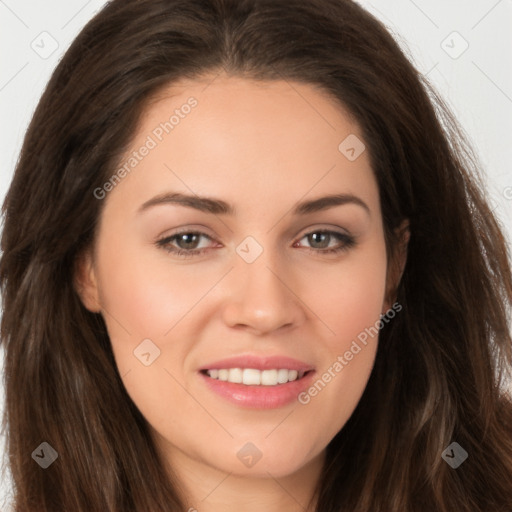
[77,74,400,485]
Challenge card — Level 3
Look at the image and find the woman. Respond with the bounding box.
[1,0,511,510]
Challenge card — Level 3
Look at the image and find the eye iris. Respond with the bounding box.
[177,233,200,249]
[308,232,330,249]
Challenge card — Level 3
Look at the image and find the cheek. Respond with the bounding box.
[295,238,387,429]
[94,238,220,342]
[306,237,388,349]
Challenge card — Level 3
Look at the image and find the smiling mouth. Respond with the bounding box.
[201,368,312,386]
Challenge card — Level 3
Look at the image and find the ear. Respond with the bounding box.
[73,248,101,313]
[383,219,410,312]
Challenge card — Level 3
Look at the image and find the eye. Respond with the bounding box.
[294,230,356,254]
[156,231,217,258]
[156,228,357,259]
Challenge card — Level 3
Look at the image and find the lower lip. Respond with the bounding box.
[199,371,316,409]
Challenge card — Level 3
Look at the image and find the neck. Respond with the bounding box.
[161,444,325,512]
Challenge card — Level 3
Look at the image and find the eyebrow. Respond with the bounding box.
[138,192,370,216]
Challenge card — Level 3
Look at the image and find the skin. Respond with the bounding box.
[76,74,407,512]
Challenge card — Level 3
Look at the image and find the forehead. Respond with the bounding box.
[103,74,379,218]
[140,74,361,161]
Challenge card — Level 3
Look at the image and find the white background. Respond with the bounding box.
[1,0,511,505]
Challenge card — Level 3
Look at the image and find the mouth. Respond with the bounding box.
[200,368,313,386]
[197,356,316,409]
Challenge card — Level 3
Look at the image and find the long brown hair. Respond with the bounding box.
[1,0,512,510]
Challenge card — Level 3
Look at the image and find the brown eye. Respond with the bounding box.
[156,231,216,257]
[174,233,202,250]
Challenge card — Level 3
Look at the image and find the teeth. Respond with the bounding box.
[277,369,289,384]
[205,368,305,386]
[261,369,277,386]
[243,368,261,385]
[228,368,243,383]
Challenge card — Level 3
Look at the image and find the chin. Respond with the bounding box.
[208,440,323,479]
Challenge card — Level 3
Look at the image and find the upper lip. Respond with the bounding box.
[199,354,315,372]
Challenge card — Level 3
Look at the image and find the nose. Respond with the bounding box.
[221,255,306,335]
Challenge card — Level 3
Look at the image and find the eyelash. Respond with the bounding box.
[156,229,357,258]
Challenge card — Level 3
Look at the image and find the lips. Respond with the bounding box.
[199,355,314,373]
[198,355,315,409]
